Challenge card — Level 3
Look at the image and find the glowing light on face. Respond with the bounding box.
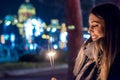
[88,13,104,41]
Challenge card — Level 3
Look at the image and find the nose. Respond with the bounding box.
[88,26,93,34]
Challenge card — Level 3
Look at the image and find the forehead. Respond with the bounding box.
[89,13,104,23]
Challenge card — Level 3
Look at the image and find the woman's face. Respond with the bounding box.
[88,13,105,41]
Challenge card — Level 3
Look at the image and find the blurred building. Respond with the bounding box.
[17,0,36,36]
[0,0,92,62]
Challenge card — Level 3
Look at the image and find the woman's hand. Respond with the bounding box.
[51,77,57,80]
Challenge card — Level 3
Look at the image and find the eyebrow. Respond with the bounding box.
[91,20,104,24]
[91,21,100,23]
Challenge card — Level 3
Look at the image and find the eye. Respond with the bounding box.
[89,24,98,29]
[92,24,99,27]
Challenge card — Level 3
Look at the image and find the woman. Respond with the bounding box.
[73,3,120,80]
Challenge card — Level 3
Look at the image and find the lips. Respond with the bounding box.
[92,35,97,38]
[91,35,98,40]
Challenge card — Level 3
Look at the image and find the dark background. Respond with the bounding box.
[0,0,114,26]
[0,0,65,25]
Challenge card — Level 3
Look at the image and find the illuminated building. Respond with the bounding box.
[17,0,36,36]
[59,23,68,49]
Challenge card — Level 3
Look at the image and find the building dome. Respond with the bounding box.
[17,0,36,36]
[18,2,36,22]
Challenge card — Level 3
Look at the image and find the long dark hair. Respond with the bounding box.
[91,3,120,80]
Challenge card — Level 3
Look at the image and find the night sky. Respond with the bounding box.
[0,0,65,24]
[0,0,114,26]
[0,0,23,18]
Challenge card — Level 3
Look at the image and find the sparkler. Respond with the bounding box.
[47,38,57,80]
[47,50,56,77]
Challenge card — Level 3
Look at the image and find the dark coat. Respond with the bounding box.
[108,52,120,80]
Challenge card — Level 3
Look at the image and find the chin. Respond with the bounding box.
[92,38,97,41]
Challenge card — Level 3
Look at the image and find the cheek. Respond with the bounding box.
[97,29,104,36]
[94,29,103,35]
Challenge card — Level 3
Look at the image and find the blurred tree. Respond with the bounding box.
[65,0,84,80]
